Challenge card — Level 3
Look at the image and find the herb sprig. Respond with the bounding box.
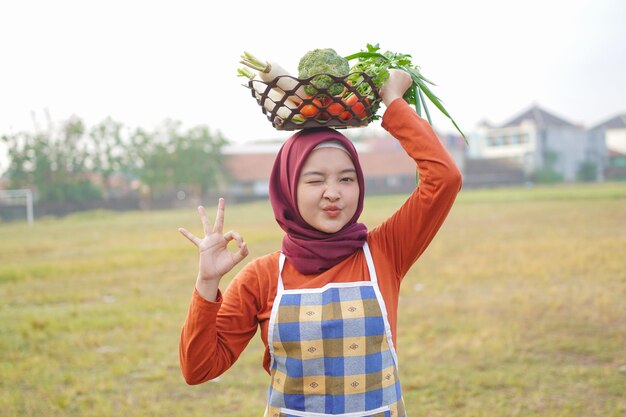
[346,43,466,142]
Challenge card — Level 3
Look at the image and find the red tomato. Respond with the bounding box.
[340,94,369,120]
[339,111,352,121]
[343,94,358,106]
[353,102,365,118]
[327,102,345,117]
[314,96,333,120]
[300,97,323,118]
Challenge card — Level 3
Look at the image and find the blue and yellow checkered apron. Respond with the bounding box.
[264,243,407,417]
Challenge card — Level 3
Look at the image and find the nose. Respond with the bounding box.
[323,184,340,201]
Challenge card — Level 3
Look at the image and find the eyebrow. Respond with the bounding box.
[300,168,357,177]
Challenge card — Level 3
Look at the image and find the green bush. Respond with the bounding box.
[576,161,598,182]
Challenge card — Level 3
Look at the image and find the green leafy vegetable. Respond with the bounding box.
[298,48,350,96]
[345,43,466,142]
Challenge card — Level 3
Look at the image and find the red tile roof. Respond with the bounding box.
[224,149,416,182]
[225,153,275,182]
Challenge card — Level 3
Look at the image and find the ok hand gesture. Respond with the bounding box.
[178,198,249,301]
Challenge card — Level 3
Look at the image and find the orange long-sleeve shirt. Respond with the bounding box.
[179,98,463,385]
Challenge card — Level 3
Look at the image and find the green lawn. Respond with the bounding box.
[1,182,625,416]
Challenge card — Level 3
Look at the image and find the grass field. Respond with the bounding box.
[1,182,625,416]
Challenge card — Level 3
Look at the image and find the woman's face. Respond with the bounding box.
[296,147,360,234]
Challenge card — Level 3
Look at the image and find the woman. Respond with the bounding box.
[178,70,463,416]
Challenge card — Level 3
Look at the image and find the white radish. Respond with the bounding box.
[240,51,307,104]
[238,69,304,123]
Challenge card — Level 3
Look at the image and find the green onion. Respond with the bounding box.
[346,43,467,143]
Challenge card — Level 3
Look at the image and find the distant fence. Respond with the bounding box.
[39,198,143,217]
[0,189,34,224]
[0,193,219,222]
[462,157,528,188]
[0,197,142,222]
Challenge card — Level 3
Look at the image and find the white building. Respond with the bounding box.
[468,105,604,182]
[591,114,626,154]
[588,113,626,181]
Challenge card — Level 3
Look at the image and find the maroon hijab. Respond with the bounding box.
[269,127,368,275]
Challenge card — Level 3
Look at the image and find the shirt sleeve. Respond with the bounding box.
[370,98,463,278]
[179,264,262,385]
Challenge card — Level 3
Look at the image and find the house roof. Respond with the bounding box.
[224,149,416,182]
[225,153,276,182]
[359,151,416,176]
[589,114,626,131]
[500,105,577,128]
[608,149,626,158]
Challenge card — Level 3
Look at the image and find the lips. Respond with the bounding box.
[323,205,342,217]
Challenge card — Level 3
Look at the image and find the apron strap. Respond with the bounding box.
[362,242,378,284]
[277,252,285,292]
[364,242,399,366]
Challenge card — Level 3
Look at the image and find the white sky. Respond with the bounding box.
[1,0,625,171]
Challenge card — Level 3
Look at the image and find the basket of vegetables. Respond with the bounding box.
[239,71,381,130]
[239,44,467,141]
[239,49,381,130]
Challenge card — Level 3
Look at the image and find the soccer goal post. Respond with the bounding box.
[0,189,34,225]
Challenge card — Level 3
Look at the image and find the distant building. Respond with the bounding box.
[222,137,418,201]
[588,114,626,180]
[222,104,623,201]
[223,150,275,201]
[468,105,604,182]
[605,149,626,180]
[590,114,626,153]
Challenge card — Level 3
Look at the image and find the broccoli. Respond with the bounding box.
[298,48,350,96]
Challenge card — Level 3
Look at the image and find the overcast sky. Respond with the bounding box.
[1,0,625,170]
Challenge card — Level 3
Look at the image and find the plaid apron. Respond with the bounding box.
[264,243,407,417]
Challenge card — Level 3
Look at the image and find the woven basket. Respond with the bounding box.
[245,72,381,130]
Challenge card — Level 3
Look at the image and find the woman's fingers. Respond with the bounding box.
[232,241,249,264]
[178,227,201,246]
[223,230,249,263]
[198,198,225,237]
[182,200,246,262]
[223,230,244,246]
[380,69,413,106]
[212,198,225,234]
[197,205,211,237]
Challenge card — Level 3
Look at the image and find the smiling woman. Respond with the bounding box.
[177,70,463,416]
[296,144,360,234]
[269,129,368,274]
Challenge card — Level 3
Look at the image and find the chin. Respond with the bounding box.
[316,222,345,234]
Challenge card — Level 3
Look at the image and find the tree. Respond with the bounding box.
[88,117,128,199]
[170,124,228,200]
[1,117,101,203]
[2,115,229,208]
[127,126,171,199]
[1,131,31,188]
[128,121,228,200]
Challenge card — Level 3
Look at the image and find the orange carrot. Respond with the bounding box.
[300,97,323,118]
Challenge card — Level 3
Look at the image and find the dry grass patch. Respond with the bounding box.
[1,183,624,416]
